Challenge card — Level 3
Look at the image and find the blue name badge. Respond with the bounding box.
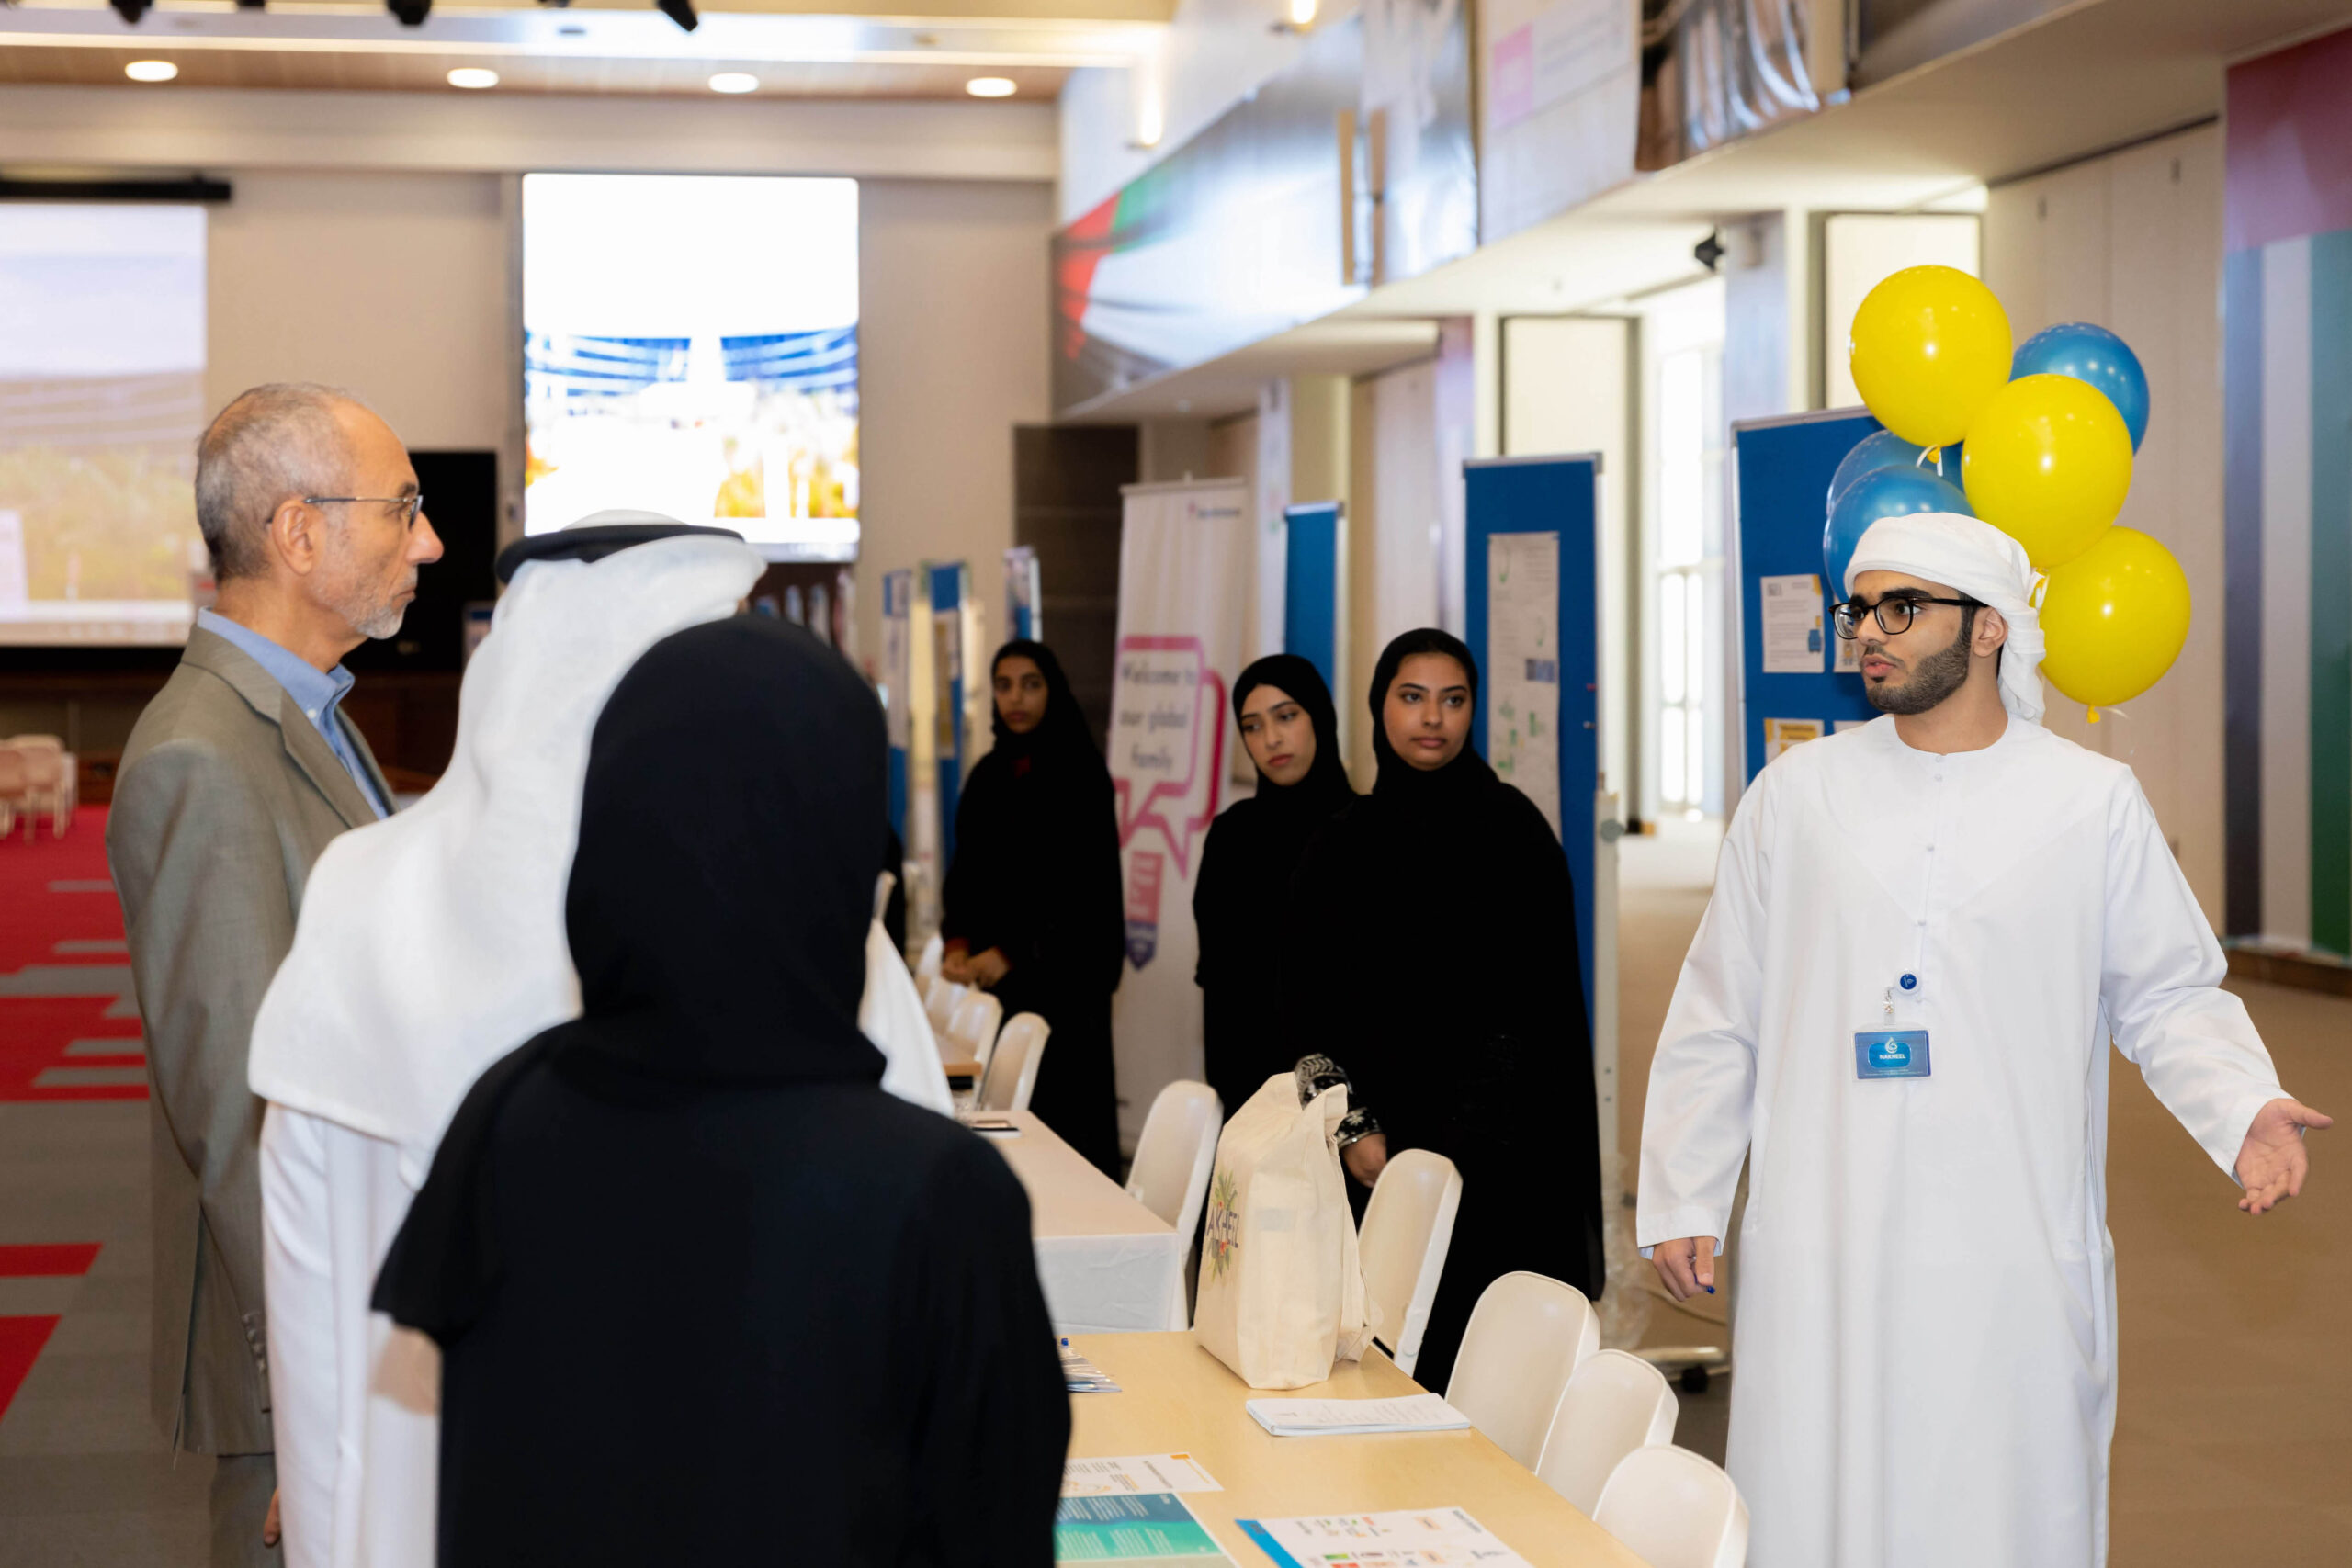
[1855,1030,1932,1079]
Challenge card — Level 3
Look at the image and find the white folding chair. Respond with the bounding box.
[1125,1079,1224,1328]
[1592,1446,1749,1568]
[8,738,72,834]
[913,931,944,988]
[1534,1349,1679,1513]
[1444,1271,1600,1470]
[1125,1079,1224,1232]
[872,870,899,924]
[944,989,1004,1077]
[923,976,967,1036]
[978,1012,1050,1113]
[1355,1149,1463,1379]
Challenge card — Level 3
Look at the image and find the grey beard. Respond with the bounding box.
[1863,627,1974,716]
[325,575,409,641]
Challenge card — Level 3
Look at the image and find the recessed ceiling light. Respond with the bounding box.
[966,76,1017,98]
[708,72,759,95]
[447,67,500,90]
[123,60,178,83]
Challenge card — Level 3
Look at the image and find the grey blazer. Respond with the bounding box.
[107,626,393,1455]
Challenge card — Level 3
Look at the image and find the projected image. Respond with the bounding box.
[523,175,859,559]
[0,205,207,645]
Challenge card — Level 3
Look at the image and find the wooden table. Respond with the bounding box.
[1066,1333,1647,1568]
[988,1112,1185,1333]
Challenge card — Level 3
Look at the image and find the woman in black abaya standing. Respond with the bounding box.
[373,617,1069,1567]
[1289,627,1604,1393]
[1193,654,1356,1119]
[942,640,1126,1177]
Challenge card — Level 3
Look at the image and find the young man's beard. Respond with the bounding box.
[1864,611,1976,716]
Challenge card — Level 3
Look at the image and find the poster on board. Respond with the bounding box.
[1108,479,1252,1148]
[1486,529,1564,838]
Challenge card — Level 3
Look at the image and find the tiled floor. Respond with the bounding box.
[1613,816,2352,1558]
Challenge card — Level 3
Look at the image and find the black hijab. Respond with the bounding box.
[375,615,888,1337]
[1366,626,1499,807]
[1230,653,1355,818]
[1192,655,1356,1116]
[988,638,1097,760]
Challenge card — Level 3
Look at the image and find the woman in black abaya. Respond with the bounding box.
[941,640,1125,1177]
[1289,627,1604,1393]
[1193,654,1356,1119]
[373,616,1068,1568]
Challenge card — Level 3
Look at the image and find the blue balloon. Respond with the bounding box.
[1829,430,1923,509]
[2011,322,2150,449]
[1823,465,1973,600]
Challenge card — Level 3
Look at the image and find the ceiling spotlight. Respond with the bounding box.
[707,73,759,95]
[110,0,151,23]
[447,67,500,90]
[966,76,1016,98]
[388,0,430,23]
[657,0,697,31]
[123,59,178,82]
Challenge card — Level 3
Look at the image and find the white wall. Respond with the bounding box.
[857,179,1057,665]
[1982,122,2224,923]
[206,172,514,457]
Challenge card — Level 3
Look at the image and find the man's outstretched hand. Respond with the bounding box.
[2235,1097,2332,1215]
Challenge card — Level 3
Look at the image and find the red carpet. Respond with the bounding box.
[0,1243,100,1419]
[0,806,146,1103]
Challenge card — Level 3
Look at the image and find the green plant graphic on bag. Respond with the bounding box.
[1204,1165,1241,1280]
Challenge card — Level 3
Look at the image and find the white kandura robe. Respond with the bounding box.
[258,922,952,1568]
[1637,716,2287,1568]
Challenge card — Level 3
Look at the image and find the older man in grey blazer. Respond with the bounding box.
[108,384,442,1567]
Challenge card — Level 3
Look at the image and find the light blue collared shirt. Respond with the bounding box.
[196,608,389,819]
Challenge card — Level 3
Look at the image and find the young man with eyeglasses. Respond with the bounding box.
[108,384,441,1567]
[1635,511,2327,1568]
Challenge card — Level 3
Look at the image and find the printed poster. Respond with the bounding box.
[1759,572,1826,673]
[1109,479,1252,1149]
[1486,530,1562,838]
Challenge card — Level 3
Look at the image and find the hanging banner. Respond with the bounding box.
[881,569,913,842]
[1109,478,1253,1148]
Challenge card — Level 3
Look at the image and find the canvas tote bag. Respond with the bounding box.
[1193,1073,1375,1389]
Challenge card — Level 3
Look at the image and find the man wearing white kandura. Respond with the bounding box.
[245,513,951,1568]
[1636,511,2329,1568]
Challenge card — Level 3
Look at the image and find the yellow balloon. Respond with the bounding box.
[1848,265,2014,447]
[1962,374,2135,570]
[2038,526,2191,707]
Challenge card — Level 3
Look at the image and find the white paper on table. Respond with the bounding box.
[1245,1392,1471,1436]
[1485,530,1563,838]
[1240,1506,1532,1567]
[1063,1453,1225,1496]
[1759,573,1827,674]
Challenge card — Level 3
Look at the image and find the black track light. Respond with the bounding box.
[389,0,431,24]
[111,0,151,23]
[657,0,697,31]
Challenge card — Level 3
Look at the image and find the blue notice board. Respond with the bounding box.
[1464,454,1600,1034]
[1283,501,1342,694]
[1732,410,1882,786]
[930,561,968,863]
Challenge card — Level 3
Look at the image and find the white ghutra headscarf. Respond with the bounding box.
[250,518,949,1185]
[1845,511,2047,724]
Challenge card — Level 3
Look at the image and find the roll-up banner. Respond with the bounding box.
[1464,452,1621,1182]
[881,568,914,844]
[1109,478,1253,1149]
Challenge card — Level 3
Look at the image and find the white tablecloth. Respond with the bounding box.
[989,1111,1186,1334]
